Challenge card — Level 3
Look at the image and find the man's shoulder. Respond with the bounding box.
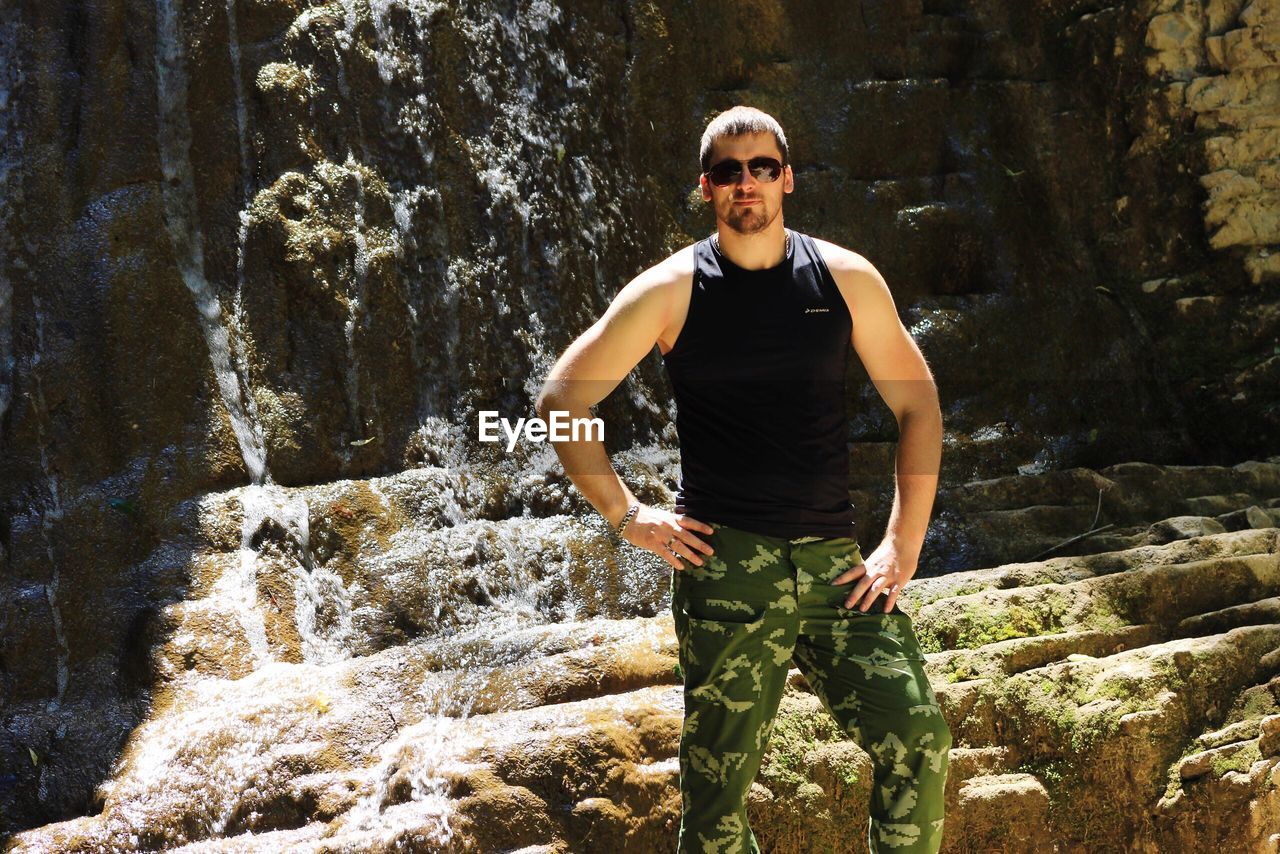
[658,240,702,277]
[632,241,700,292]
[802,235,890,323]
[805,234,873,277]
[609,242,700,327]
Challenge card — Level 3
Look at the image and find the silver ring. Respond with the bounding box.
[664,535,676,550]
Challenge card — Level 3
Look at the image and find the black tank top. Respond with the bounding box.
[661,228,856,539]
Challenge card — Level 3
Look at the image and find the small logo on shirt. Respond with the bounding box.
[804,307,830,314]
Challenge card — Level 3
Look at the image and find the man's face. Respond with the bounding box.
[700,131,794,236]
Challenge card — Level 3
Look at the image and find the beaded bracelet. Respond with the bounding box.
[613,503,640,543]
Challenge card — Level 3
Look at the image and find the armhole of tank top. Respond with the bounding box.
[805,233,854,336]
[662,246,701,362]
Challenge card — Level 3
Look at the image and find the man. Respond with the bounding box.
[535,105,950,853]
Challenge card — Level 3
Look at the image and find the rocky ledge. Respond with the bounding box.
[5,459,1279,852]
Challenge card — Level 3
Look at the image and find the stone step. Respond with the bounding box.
[1177,595,1280,636]
[945,745,1012,781]
[928,623,1163,683]
[946,773,1051,853]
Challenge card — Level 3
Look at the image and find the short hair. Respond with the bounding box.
[699,106,790,174]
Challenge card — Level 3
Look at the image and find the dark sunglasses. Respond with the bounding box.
[704,156,785,187]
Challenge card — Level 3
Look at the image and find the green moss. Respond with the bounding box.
[1015,757,1068,789]
[993,672,1078,740]
[1163,739,1265,801]
[919,603,1023,652]
[991,665,1150,758]
[1092,674,1144,703]
[917,580,992,608]
[918,632,945,655]
[1233,689,1280,722]
[1079,596,1128,633]
[942,652,992,682]
[1111,575,1166,624]
[917,586,1134,661]
[975,604,1034,644]
[1211,741,1261,777]
[1067,707,1124,754]
[759,702,848,792]
[762,739,809,790]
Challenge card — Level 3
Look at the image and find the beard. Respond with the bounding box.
[721,200,776,236]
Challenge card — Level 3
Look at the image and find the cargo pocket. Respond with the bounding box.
[832,585,904,616]
[675,596,769,712]
[825,549,879,613]
[871,613,937,708]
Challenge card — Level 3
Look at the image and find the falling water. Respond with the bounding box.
[276,486,358,667]
[225,487,279,667]
[155,0,370,680]
[224,0,251,212]
[413,416,470,526]
[153,0,269,486]
[222,0,273,482]
[366,0,444,422]
[330,678,483,850]
[342,154,372,453]
[5,0,686,845]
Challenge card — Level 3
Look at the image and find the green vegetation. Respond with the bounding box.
[1232,688,1280,722]
[916,580,993,608]
[990,661,1155,759]
[1016,757,1068,789]
[1079,595,1128,633]
[917,588,1075,653]
[1211,741,1261,777]
[759,701,850,792]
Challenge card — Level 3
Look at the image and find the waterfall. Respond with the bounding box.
[367,0,443,424]
[223,0,272,484]
[343,154,372,456]
[153,0,270,486]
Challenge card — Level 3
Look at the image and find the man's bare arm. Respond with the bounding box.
[535,266,671,526]
[822,245,940,424]
[534,255,714,569]
[821,240,943,611]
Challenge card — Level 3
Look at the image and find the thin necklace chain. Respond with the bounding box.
[713,230,791,260]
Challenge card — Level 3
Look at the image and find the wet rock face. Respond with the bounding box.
[0,0,1277,848]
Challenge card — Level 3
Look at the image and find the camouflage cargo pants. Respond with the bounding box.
[670,521,951,853]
